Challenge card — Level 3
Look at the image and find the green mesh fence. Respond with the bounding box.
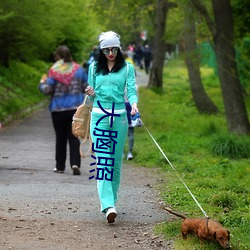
[198,41,217,75]
[198,40,250,94]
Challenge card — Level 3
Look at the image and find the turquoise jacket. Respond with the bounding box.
[87,62,138,110]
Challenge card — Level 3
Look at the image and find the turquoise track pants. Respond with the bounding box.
[90,110,128,212]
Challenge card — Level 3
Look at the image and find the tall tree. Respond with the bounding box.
[184,1,218,114]
[91,0,155,47]
[232,0,250,96]
[148,0,176,89]
[191,0,250,134]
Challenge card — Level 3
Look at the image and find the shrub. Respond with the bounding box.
[210,191,237,209]
[210,135,250,159]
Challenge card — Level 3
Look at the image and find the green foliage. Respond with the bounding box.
[165,0,213,45]
[232,0,250,39]
[129,58,250,249]
[0,0,100,66]
[165,2,184,44]
[210,134,250,159]
[210,191,238,209]
[0,60,49,122]
[92,0,155,45]
[236,37,250,95]
[154,221,181,240]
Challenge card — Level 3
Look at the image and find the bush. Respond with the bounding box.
[210,191,237,209]
[0,60,49,123]
[210,135,250,159]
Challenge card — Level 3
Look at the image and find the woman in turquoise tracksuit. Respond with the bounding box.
[86,31,138,223]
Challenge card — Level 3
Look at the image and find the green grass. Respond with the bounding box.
[0,60,50,123]
[128,58,250,250]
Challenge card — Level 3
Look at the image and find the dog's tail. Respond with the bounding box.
[162,206,187,220]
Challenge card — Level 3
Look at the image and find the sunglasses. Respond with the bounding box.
[102,47,119,55]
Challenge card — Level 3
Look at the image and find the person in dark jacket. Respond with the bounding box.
[143,44,152,74]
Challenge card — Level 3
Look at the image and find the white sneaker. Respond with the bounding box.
[127,152,133,160]
[53,168,64,173]
[106,207,117,223]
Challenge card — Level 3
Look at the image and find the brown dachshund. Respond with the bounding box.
[162,207,231,249]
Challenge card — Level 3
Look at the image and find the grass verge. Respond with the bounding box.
[0,60,50,125]
[128,58,250,250]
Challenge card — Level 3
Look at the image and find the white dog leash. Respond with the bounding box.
[139,118,209,218]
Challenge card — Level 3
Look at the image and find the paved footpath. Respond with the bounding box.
[0,70,173,250]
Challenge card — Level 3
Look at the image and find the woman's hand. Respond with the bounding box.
[40,74,47,83]
[131,103,138,116]
[85,86,96,97]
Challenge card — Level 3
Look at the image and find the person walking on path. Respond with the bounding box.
[123,51,137,161]
[85,31,138,223]
[143,44,153,75]
[125,100,135,160]
[39,45,88,176]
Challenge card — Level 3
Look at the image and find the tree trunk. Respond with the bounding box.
[147,0,169,90]
[212,0,250,134]
[191,0,250,134]
[184,4,218,114]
